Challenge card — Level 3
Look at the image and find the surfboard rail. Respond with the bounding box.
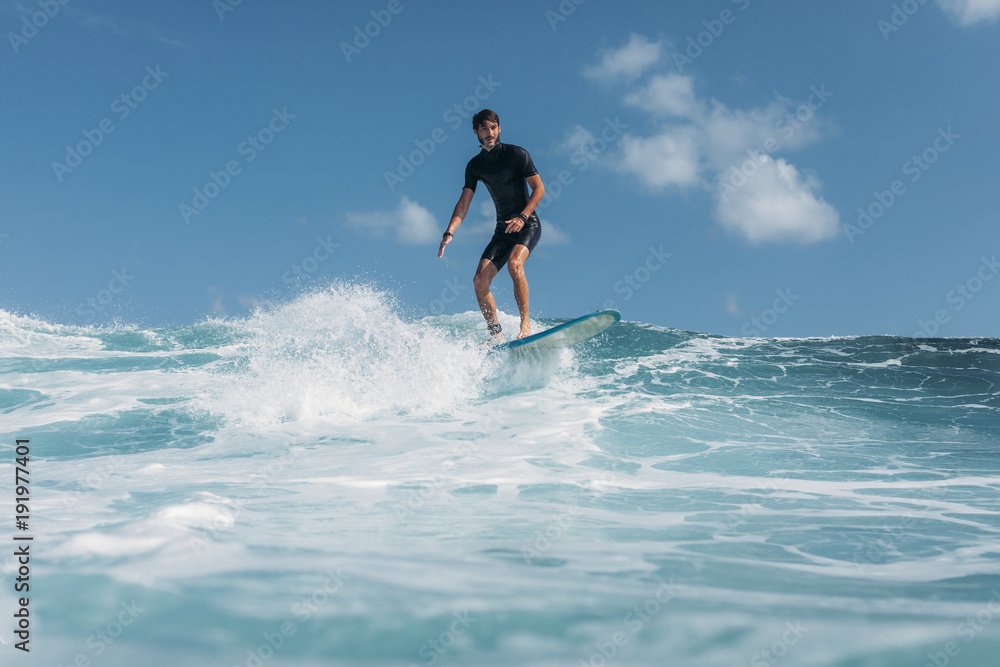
[492,309,621,352]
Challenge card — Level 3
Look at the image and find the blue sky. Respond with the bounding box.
[2,0,999,337]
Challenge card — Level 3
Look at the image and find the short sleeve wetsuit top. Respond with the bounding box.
[463,141,542,270]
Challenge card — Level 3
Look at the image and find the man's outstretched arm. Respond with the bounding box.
[439,188,474,258]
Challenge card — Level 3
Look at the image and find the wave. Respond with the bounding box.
[2,282,1000,666]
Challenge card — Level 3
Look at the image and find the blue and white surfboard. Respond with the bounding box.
[492,309,621,353]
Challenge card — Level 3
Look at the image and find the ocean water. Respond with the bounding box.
[2,283,999,667]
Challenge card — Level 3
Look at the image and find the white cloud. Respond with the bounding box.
[583,34,663,83]
[613,96,826,190]
[563,125,597,155]
[541,221,571,246]
[936,0,1000,25]
[615,129,703,189]
[396,198,439,244]
[725,292,744,318]
[700,99,821,168]
[581,34,839,245]
[624,74,700,118]
[713,156,840,245]
[346,196,438,245]
[620,75,824,168]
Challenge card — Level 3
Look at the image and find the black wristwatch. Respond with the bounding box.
[517,213,528,223]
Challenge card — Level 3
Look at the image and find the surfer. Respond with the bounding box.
[437,109,545,343]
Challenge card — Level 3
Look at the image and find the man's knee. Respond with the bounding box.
[508,258,525,277]
[473,270,491,293]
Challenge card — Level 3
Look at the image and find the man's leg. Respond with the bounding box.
[473,258,502,340]
[507,244,531,338]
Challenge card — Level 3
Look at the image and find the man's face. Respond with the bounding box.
[476,120,500,149]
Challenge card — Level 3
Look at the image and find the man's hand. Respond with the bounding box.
[437,233,452,258]
[504,216,525,234]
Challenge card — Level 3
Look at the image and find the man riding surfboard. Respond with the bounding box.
[438,109,545,344]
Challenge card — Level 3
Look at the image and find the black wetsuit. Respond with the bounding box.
[464,141,542,270]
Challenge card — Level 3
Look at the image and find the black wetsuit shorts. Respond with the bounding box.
[480,214,541,270]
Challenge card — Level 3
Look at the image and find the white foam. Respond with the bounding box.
[194,283,565,425]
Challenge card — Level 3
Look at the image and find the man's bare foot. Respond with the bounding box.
[480,331,504,347]
[517,326,531,339]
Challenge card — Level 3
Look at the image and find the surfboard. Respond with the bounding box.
[492,309,621,353]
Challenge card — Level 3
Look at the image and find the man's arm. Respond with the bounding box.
[438,187,474,258]
[504,174,545,234]
[522,174,545,219]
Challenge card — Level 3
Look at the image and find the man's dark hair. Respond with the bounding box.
[472,109,499,131]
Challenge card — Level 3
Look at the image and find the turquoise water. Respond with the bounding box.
[2,283,999,666]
